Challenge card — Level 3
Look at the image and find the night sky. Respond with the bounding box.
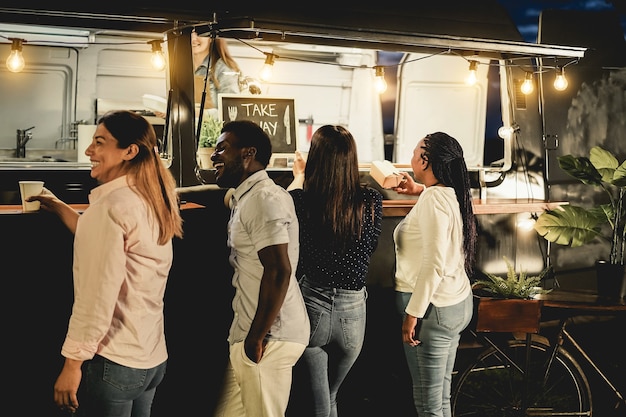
[498,0,626,42]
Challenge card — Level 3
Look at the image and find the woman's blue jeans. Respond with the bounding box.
[299,277,367,417]
[77,355,167,417]
[396,291,473,417]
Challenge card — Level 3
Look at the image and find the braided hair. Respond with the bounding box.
[421,132,477,275]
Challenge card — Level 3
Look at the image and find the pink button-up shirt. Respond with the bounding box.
[61,176,172,368]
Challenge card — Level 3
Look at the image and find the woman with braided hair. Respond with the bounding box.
[392,132,477,417]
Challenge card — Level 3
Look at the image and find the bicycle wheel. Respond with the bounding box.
[451,338,591,416]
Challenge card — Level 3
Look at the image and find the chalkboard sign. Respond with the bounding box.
[218,95,297,157]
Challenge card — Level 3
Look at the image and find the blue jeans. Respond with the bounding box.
[77,355,167,417]
[299,277,367,417]
[396,292,473,417]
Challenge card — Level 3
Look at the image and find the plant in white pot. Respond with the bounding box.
[534,146,626,299]
[197,113,223,170]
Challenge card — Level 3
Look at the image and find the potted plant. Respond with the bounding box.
[471,257,551,333]
[534,146,626,299]
[197,115,223,170]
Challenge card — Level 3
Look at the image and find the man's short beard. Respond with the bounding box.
[216,159,245,189]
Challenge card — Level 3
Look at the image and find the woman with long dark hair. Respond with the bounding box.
[288,125,383,417]
[392,131,477,417]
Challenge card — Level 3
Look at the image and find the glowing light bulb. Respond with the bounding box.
[520,72,534,95]
[149,40,166,71]
[466,60,478,86]
[554,67,568,91]
[6,38,25,73]
[374,66,387,93]
[516,215,536,231]
[498,126,513,140]
[497,124,520,140]
[259,53,276,82]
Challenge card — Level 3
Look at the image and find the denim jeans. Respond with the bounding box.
[396,291,473,417]
[77,355,166,417]
[299,277,367,417]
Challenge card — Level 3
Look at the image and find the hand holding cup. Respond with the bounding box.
[19,180,44,212]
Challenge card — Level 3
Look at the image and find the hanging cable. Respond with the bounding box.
[195,29,217,146]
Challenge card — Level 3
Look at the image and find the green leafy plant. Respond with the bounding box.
[534,146,626,265]
[472,257,552,299]
[198,116,223,148]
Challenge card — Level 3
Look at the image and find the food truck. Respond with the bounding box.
[1,3,625,416]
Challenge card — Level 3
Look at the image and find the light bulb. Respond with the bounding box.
[554,67,568,91]
[497,124,520,140]
[516,215,536,231]
[374,66,387,93]
[497,126,513,139]
[465,60,478,86]
[149,40,166,71]
[6,38,25,73]
[520,72,534,95]
[259,52,276,82]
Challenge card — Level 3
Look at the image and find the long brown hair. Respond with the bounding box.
[97,110,183,244]
[209,38,241,90]
[302,125,365,248]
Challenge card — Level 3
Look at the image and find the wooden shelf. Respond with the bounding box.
[383,199,567,217]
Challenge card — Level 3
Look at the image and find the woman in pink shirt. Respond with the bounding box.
[30,110,183,417]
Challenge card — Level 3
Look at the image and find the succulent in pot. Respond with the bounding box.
[472,256,552,300]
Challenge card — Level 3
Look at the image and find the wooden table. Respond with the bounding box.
[537,288,626,311]
[382,198,567,217]
[0,202,204,214]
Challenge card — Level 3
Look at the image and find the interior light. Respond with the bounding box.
[497,124,520,140]
[520,72,534,95]
[374,65,387,94]
[465,60,478,86]
[149,40,166,71]
[516,214,536,231]
[259,52,276,82]
[554,66,568,91]
[6,38,25,73]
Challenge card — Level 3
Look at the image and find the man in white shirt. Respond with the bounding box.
[211,119,310,417]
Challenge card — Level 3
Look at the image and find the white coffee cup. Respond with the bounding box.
[19,180,44,212]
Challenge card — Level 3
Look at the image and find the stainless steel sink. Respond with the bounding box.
[0,156,68,162]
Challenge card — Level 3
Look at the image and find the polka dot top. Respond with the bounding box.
[290,187,383,290]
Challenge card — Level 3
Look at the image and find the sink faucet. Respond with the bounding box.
[15,126,35,158]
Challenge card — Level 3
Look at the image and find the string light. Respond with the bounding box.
[553,66,569,91]
[259,52,276,82]
[374,65,387,93]
[149,40,166,71]
[6,38,25,73]
[465,60,478,86]
[2,27,580,94]
[520,71,534,95]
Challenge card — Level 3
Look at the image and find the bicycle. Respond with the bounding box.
[451,292,626,417]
